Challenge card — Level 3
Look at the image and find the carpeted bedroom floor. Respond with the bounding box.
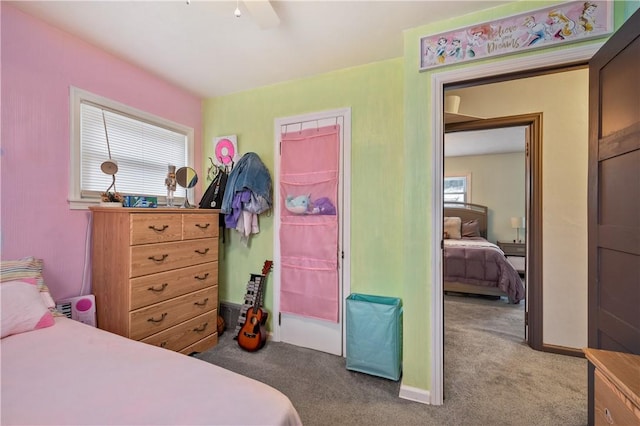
[195,294,587,425]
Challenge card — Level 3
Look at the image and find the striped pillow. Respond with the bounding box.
[1,257,60,315]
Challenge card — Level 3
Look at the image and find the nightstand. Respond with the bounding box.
[497,241,525,275]
[497,241,525,257]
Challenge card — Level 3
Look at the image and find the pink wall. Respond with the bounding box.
[1,4,203,300]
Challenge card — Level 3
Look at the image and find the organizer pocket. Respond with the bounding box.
[280,216,338,260]
[280,256,339,322]
[281,169,337,217]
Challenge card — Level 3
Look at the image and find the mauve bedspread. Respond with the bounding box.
[444,238,525,303]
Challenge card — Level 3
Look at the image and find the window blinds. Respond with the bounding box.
[80,102,187,199]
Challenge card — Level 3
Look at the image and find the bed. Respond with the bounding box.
[1,258,302,426]
[443,202,525,304]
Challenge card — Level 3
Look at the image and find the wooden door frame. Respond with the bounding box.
[445,113,543,350]
[427,43,602,406]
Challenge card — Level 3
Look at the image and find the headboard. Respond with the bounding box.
[443,202,488,239]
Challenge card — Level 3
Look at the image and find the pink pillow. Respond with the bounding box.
[1,278,55,338]
[0,257,58,312]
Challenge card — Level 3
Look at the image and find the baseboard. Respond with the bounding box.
[399,382,431,405]
[542,343,585,358]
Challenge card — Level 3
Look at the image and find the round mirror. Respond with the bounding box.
[176,166,198,189]
[175,167,198,208]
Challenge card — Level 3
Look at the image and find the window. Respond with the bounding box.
[444,175,470,203]
[69,87,194,209]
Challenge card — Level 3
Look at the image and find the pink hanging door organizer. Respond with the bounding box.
[279,125,340,322]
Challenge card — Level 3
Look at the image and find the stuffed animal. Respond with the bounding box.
[310,197,336,215]
[285,194,311,214]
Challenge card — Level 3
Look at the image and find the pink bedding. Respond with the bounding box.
[444,237,525,303]
[1,317,302,425]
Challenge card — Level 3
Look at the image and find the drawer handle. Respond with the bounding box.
[148,283,169,292]
[148,254,169,263]
[195,248,210,255]
[195,223,211,229]
[147,313,167,323]
[604,408,613,424]
[193,323,209,332]
[148,224,169,232]
[194,298,209,307]
[194,273,210,281]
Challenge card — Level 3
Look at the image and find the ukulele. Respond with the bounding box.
[237,260,272,352]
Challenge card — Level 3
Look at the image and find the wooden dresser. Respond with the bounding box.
[584,348,640,425]
[90,207,220,355]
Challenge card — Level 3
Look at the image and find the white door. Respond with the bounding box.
[273,108,351,356]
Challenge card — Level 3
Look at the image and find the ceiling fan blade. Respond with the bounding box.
[243,0,280,30]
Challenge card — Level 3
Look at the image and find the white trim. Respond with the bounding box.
[429,43,602,406]
[272,107,352,354]
[399,383,431,404]
[68,86,195,210]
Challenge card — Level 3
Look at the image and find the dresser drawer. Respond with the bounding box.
[183,214,219,240]
[130,238,218,277]
[129,287,217,340]
[130,262,218,310]
[594,369,640,425]
[130,214,182,245]
[179,333,218,355]
[141,310,217,352]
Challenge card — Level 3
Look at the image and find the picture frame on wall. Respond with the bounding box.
[212,135,239,167]
[419,1,612,71]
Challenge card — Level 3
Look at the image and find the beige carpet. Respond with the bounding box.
[196,294,587,425]
[443,294,586,425]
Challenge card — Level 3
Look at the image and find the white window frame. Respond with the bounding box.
[69,87,194,210]
[443,174,471,203]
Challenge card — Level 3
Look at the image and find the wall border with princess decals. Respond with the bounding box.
[419,1,612,71]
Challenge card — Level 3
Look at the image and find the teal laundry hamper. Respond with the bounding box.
[346,294,402,381]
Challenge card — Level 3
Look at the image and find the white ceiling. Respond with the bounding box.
[444,126,526,157]
[9,0,509,98]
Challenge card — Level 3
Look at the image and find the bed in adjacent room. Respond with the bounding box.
[1,258,302,426]
[443,202,525,304]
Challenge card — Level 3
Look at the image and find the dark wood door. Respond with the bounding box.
[588,7,640,425]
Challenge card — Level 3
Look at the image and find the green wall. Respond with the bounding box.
[204,0,636,396]
[402,0,633,392]
[203,59,405,327]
